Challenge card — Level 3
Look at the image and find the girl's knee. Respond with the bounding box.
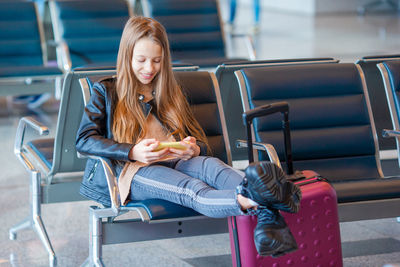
[202,156,224,165]
[187,155,221,167]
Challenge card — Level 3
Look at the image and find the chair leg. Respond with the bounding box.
[33,215,57,267]
[83,206,104,267]
[9,218,31,240]
[31,171,57,267]
[9,171,57,267]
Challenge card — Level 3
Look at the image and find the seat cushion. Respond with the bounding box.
[291,155,381,181]
[27,138,54,170]
[332,177,400,203]
[124,199,200,220]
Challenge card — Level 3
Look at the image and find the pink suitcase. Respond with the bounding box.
[229,102,343,266]
[228,171,343,267]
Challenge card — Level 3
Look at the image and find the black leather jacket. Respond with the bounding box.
[76,77,207,207]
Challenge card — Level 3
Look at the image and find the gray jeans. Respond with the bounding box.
[130,156,246,218]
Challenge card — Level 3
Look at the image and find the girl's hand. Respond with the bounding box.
[129,138,169,164]
[169,136,200,160]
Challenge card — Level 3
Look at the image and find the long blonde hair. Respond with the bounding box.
[113,16,208,148]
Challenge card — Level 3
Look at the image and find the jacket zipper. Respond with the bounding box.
[87,161,99,181]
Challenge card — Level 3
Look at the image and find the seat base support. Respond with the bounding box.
[9,171,57,267]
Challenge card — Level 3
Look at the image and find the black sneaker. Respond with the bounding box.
[270,181,302,213]
[253,207,298,257]
[240,162,301,213]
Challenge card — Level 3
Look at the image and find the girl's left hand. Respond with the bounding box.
[169,136,200,160]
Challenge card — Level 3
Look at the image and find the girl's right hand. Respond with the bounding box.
[129,138,169,164]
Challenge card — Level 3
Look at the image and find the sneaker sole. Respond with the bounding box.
[245,162,287,205]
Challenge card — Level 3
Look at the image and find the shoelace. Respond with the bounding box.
[255,206,279,222]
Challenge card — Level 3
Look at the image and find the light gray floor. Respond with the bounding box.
[1,3,400,267]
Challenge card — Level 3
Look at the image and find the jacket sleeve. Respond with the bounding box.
[196,140,208,156]
[76,81,134,161]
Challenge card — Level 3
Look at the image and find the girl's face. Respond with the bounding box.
[131,37,162,85]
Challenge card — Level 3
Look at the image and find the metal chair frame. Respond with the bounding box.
[378,60,400,167]
[9,68,116,267]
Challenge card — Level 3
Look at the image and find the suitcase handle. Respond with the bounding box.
[243,102,289,123]
[243,101,294,174]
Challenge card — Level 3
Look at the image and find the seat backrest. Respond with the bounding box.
[0,1,45,67]
[356,54,400,151]
[378,60,400,166]
[49,0,131,70]
[236,63,383,181]
[175,71,231,164]
[215,58,339,161]
[49,68,116,177]
[143,0,226,64]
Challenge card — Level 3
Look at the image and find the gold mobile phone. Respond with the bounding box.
[153,142,187,151]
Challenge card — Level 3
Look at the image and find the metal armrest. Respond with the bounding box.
[14,116,49,171]
[236,139,282,169]
[51,40,71,72]
[231,33,256,60]
[48,39,71,71]
[382,129,400,138]
[77,152,151,221]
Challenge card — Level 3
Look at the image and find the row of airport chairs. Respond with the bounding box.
[9,58,400,266]
[0,0,253,98]
[0,1,63,97]
[219,55,400,161]
[49,0,252,70]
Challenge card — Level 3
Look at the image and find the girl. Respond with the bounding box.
[76,16,300,257]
